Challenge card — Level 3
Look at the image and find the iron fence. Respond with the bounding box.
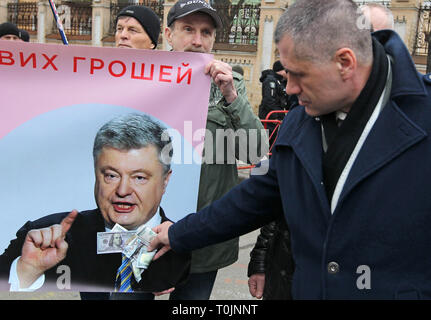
[213,3,260,48]
[51,1,92,36]
[413,3,431,57]
[7,2,38,32]
[353,0,391,6]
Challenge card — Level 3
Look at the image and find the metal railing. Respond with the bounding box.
[213,3,260,49]
[353,0,391,6]
[7,2,38,32]
[413,4,431,57]
[5,0,261,50]
[51,1,92,36]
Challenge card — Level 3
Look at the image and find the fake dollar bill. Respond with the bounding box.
[122,225,157,258]
[96,231,134,254]
[136,246,156,269]
[97,223,157,282]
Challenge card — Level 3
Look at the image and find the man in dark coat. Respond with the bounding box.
[247,218,294,300]
[150,0,431,299]
[0,113,190,299]
[259,61,297,147]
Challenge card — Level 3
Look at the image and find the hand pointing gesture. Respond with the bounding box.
[17,210,78,288]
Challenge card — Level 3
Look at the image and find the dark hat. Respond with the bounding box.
[0,22,21,39]
[116,5,160,49]
[167,0,222,29]
[20,29,30,42]
[272,60,284,73]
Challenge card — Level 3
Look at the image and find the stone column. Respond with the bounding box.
[390,0,420,52]
[162,0,175,50]
[37,0,54,43]
[92,0,111,47]
[0,0,8,24]
[251,0,288,107]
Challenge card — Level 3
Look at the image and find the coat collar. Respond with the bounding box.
[373,30,427,99]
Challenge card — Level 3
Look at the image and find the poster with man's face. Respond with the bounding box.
[0,40,212,291]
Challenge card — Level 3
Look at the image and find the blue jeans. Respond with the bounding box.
[169,270,218,300]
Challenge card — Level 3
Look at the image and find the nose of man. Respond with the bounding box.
[192,32,203,47]
[116,178,133,197]
[285,78,301,96]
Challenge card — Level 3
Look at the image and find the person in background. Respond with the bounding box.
[258,60,293,147]
[360,3,394,32]
[247,218,294,300]
[0,22,23,41]
[232,65,244,76]
[164,0,266,300]
[19,29,30,42]
[115,5,160,50]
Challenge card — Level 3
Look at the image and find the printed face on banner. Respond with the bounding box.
[0,41,212,292]
[95,146,171,230]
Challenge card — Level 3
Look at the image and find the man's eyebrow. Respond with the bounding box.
[285,68,303,76]
[131,169,152,177]
[100,166,118,172]
[100,166,153,177]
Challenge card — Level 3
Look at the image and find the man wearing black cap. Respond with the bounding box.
[164,0,266,300]
[19,29,30,42]
[0,22,23,41]
[115,5,160,50]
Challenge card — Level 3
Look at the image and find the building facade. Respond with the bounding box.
[0,0,428,111]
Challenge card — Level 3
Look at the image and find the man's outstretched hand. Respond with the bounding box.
[148,221,173,260]
[17,210,78,288]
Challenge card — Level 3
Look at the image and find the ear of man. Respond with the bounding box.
[334,48,357,81]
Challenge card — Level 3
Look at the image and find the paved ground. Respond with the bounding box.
[210,229,259,300]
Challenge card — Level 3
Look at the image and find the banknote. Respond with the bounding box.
[122,225,157,258]
[97,231,134,254]
[135,246,156,269]
[135,225,157,246]
[123,235,146,258]
[111,223,128,232]
[131,257,143,283]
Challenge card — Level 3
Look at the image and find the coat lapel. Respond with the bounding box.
[336,101,427,209]
[277,114,332,219]
[335,31,429,209]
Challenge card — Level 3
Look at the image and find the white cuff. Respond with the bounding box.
[8,257,45,292]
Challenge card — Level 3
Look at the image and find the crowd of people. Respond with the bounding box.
[2,0,424,301]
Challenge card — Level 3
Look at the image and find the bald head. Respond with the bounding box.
[361,4,394,32]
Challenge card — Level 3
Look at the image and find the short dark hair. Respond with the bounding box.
[274,0,372,65]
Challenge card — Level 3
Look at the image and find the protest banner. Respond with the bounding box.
[0,40,212,291]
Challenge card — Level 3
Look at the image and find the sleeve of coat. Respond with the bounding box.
[247,221,277,277]
[169,156,282,253]
[0,221,31,278]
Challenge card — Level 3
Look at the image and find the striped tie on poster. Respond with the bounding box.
[115,255,133,292]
